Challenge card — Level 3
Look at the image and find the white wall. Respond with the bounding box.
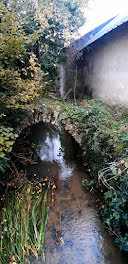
[60,22,128,105]
[87,25,128,105]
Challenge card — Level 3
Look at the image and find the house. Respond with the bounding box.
[60,14,128,105]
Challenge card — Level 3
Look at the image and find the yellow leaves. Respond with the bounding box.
[44,176,49,181]
[32,245,36,249]
[118,168,122,174]
[124,162,128,168]
[101,205,105,209]
[0,0,85,119]
[27,245,31,250]
[10,255,17,264]
[0,152,5,158]
[1,11,24,60]
[63,30,70,40]
[0,136,3,144]
[45,35,50,39]
[43,72,49,76]
[31,248,35,254]
[52,184,56,189]
[29,56,36,68]
[0,126,18,156]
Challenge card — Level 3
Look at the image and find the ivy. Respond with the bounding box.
[0,126,18,174]
[0,126,18,157]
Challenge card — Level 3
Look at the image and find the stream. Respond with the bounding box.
[27,123,127,264]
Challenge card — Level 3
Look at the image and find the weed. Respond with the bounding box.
[0,181,48,263]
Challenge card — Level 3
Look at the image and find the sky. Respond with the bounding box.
[79,0,128,35]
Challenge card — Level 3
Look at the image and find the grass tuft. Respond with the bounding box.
[0,181,48,263]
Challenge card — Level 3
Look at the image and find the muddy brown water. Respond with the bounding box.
[27,123,127,264]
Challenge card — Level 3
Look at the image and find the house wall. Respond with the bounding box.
[61,21,128,105]
[83,22,128,105]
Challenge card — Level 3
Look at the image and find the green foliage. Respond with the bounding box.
[0,126,18,176]
[98,159,128,252]
[0,126,18,158]
[0,103,29,128]
[0,181,48,263]
[60,100,128,174]
[100,184,128,252]
[0,157,9,174]
[0,0,85,103]
[0,0,85,180]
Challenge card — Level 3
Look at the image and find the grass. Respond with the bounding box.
[0,181,48,263]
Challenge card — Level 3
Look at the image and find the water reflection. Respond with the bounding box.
[27,123,127,264]
[38,132,73,180]
[38,134,61,162]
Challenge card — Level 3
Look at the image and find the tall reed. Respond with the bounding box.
[0,181,48,263]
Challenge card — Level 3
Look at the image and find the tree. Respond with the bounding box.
[0,0,85,107]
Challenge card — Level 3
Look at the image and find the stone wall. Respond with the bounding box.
[16,104,84,149]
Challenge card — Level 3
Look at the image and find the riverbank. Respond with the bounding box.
[40,97,128,253]
[0,97,128,253]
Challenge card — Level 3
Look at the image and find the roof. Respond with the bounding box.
[70,13,128,52]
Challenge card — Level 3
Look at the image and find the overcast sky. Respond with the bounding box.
[79,0,128,35]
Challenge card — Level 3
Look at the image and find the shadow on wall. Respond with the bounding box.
[60,61,92,99]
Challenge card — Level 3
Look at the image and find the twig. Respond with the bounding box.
[98,159,128,190]
[7,153,19,177]
[74,65,77,104]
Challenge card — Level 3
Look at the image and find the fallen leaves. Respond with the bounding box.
[27,245,31,250]
[52,184,56,189]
